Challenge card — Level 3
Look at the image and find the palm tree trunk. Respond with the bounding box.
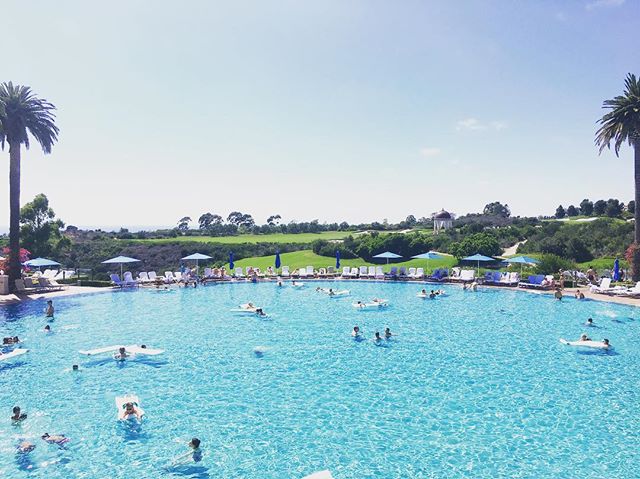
[634,140,640,281]
[8,142,21,292]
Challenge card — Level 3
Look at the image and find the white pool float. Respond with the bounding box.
[328,290,350,297]
[302,471,334,479]
[115,394,145,421]
[560,339,611,350]
[79,345,165,356]
[352,300,389,309]
[291,282,305,288]
[416,292,428,298]
[0,348,28,361]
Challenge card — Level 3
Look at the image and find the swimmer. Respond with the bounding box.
[277,280,283,287]
[554,288,563,300]
[471,282,478,292]
[374,331,382,342]
[292,281,297,286]
[3,336,20,345]
[254,308,267,317]
[602,338,611,348]
[575,290,585,299]
[11,406,27,422]
[421,289,427,295]
[41,433,69,446]
[328,288,335,296]
[72,364,79,371]
[44,325,51,333]
[585,318,594,327]
[384,328,392,339]
[351,326,362,338]
[123,402,143,420]
[16,441,35,454]
[45,300,54,318]
[113,347,130,360]
[172,437,203,465]
[579,333,591,342]
[462,283,469,291]
[429,290,436,299]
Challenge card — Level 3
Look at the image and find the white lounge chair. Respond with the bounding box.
[281,266,290,277]
[341,266,352,278]
[589,278,619,294]
[234,267,245,278]
[138,272,151,283]
[375,266,384,279]
[306,265,315,277]
[614,281,640,297]
[123,271,138,286]
[326,266,336,277]
[350,267,359,278]
[368,266,376,278]
[359,266,368,278]
[164,271,175,283]
[415,267,424,279]
[407,267,417,278]
[459,270,475,282]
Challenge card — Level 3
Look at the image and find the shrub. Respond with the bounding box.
[535,254,575,275]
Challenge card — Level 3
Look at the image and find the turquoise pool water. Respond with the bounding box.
[1,282,639,478]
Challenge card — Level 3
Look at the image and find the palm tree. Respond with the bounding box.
[0,82,59,291]
[596,73,640,279]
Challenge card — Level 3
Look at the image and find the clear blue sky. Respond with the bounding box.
[1,0,638,229]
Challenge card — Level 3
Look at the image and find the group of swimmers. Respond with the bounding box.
[12,407,70,453]
[352,326,392,343]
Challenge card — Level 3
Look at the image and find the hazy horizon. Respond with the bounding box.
[1,0,638,228]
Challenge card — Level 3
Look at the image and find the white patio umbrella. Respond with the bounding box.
[181,253,212,275]
[102,255,141,278]
[411,251,444,274]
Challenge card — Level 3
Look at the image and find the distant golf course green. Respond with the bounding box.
[227,250,457,273]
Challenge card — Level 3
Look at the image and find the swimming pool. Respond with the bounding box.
[1,282,639,478]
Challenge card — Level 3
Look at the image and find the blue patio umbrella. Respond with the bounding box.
[102,255,141,277]
[229,252,235,270]
[411,251,443,273]
[181,253,212,275]
[373,251,402,265]
[23,257,61,269]
[335,250,341,269]
[275,251,281,270]
[462,253,495,275]
[502,255,539,274]
[613,258,620,281]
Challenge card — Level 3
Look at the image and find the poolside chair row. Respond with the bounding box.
[449,268,475,282]
[483,271,520,286]
[589,277,632,296]
[40,269,76,281]
[518,275,554,289]
[15,277,65,294]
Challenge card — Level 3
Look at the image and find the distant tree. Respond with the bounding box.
[405,215,417,225]
[0,82,59,291]
[65,225,79,233]
[267,214,282,226]
[579,199,594,216]
[339,221,350,230]
[20,193,67,257]
[605,198,623,217]
[483,201,511,218]
[593,200,607,216]
[450,233,500,258]
[555,205,566,219]
[566,205,579,217]
[198,213,222,230]
[227,211,244,226]
[596,73,640,279]
[239,214,255,228]
[177,216,191,232]
[628,200,636,214]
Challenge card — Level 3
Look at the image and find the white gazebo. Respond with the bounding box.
[433,209,454,234]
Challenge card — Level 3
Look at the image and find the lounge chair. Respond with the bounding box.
[385,267,398,280]
[375,266,385,280]
[368,266,376,278]
[306,266,315,277]
[341,267,352,279]
[348,267,358,278]
[613,281,640,297]
[280,266,290,278]
[317,268,327,278]
[203,268,213,279]
[407,267,417,279]
[299,267,308,278]
[163,271,175,283]
[398,267,407,278]
[24,277,47,292]
[174,271,184,282]
[234,268,245,278]
[38,277,64,291]
[518,275,547,289]
[123,272,138,287]
[460,269,475,282]
[15,279,39,294]
[138,272,153,283]
[359,266,368,278]
[326,266,336,277]
[590,277,625,295]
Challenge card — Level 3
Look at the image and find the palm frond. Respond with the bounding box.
[0,81,59,154]
[595,73,640,156]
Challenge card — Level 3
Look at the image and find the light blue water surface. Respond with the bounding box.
[0,282,639,479]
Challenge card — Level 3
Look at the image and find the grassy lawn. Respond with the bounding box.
[227,250,457,273]
[132,231,354,244]
[577,257,627,271]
